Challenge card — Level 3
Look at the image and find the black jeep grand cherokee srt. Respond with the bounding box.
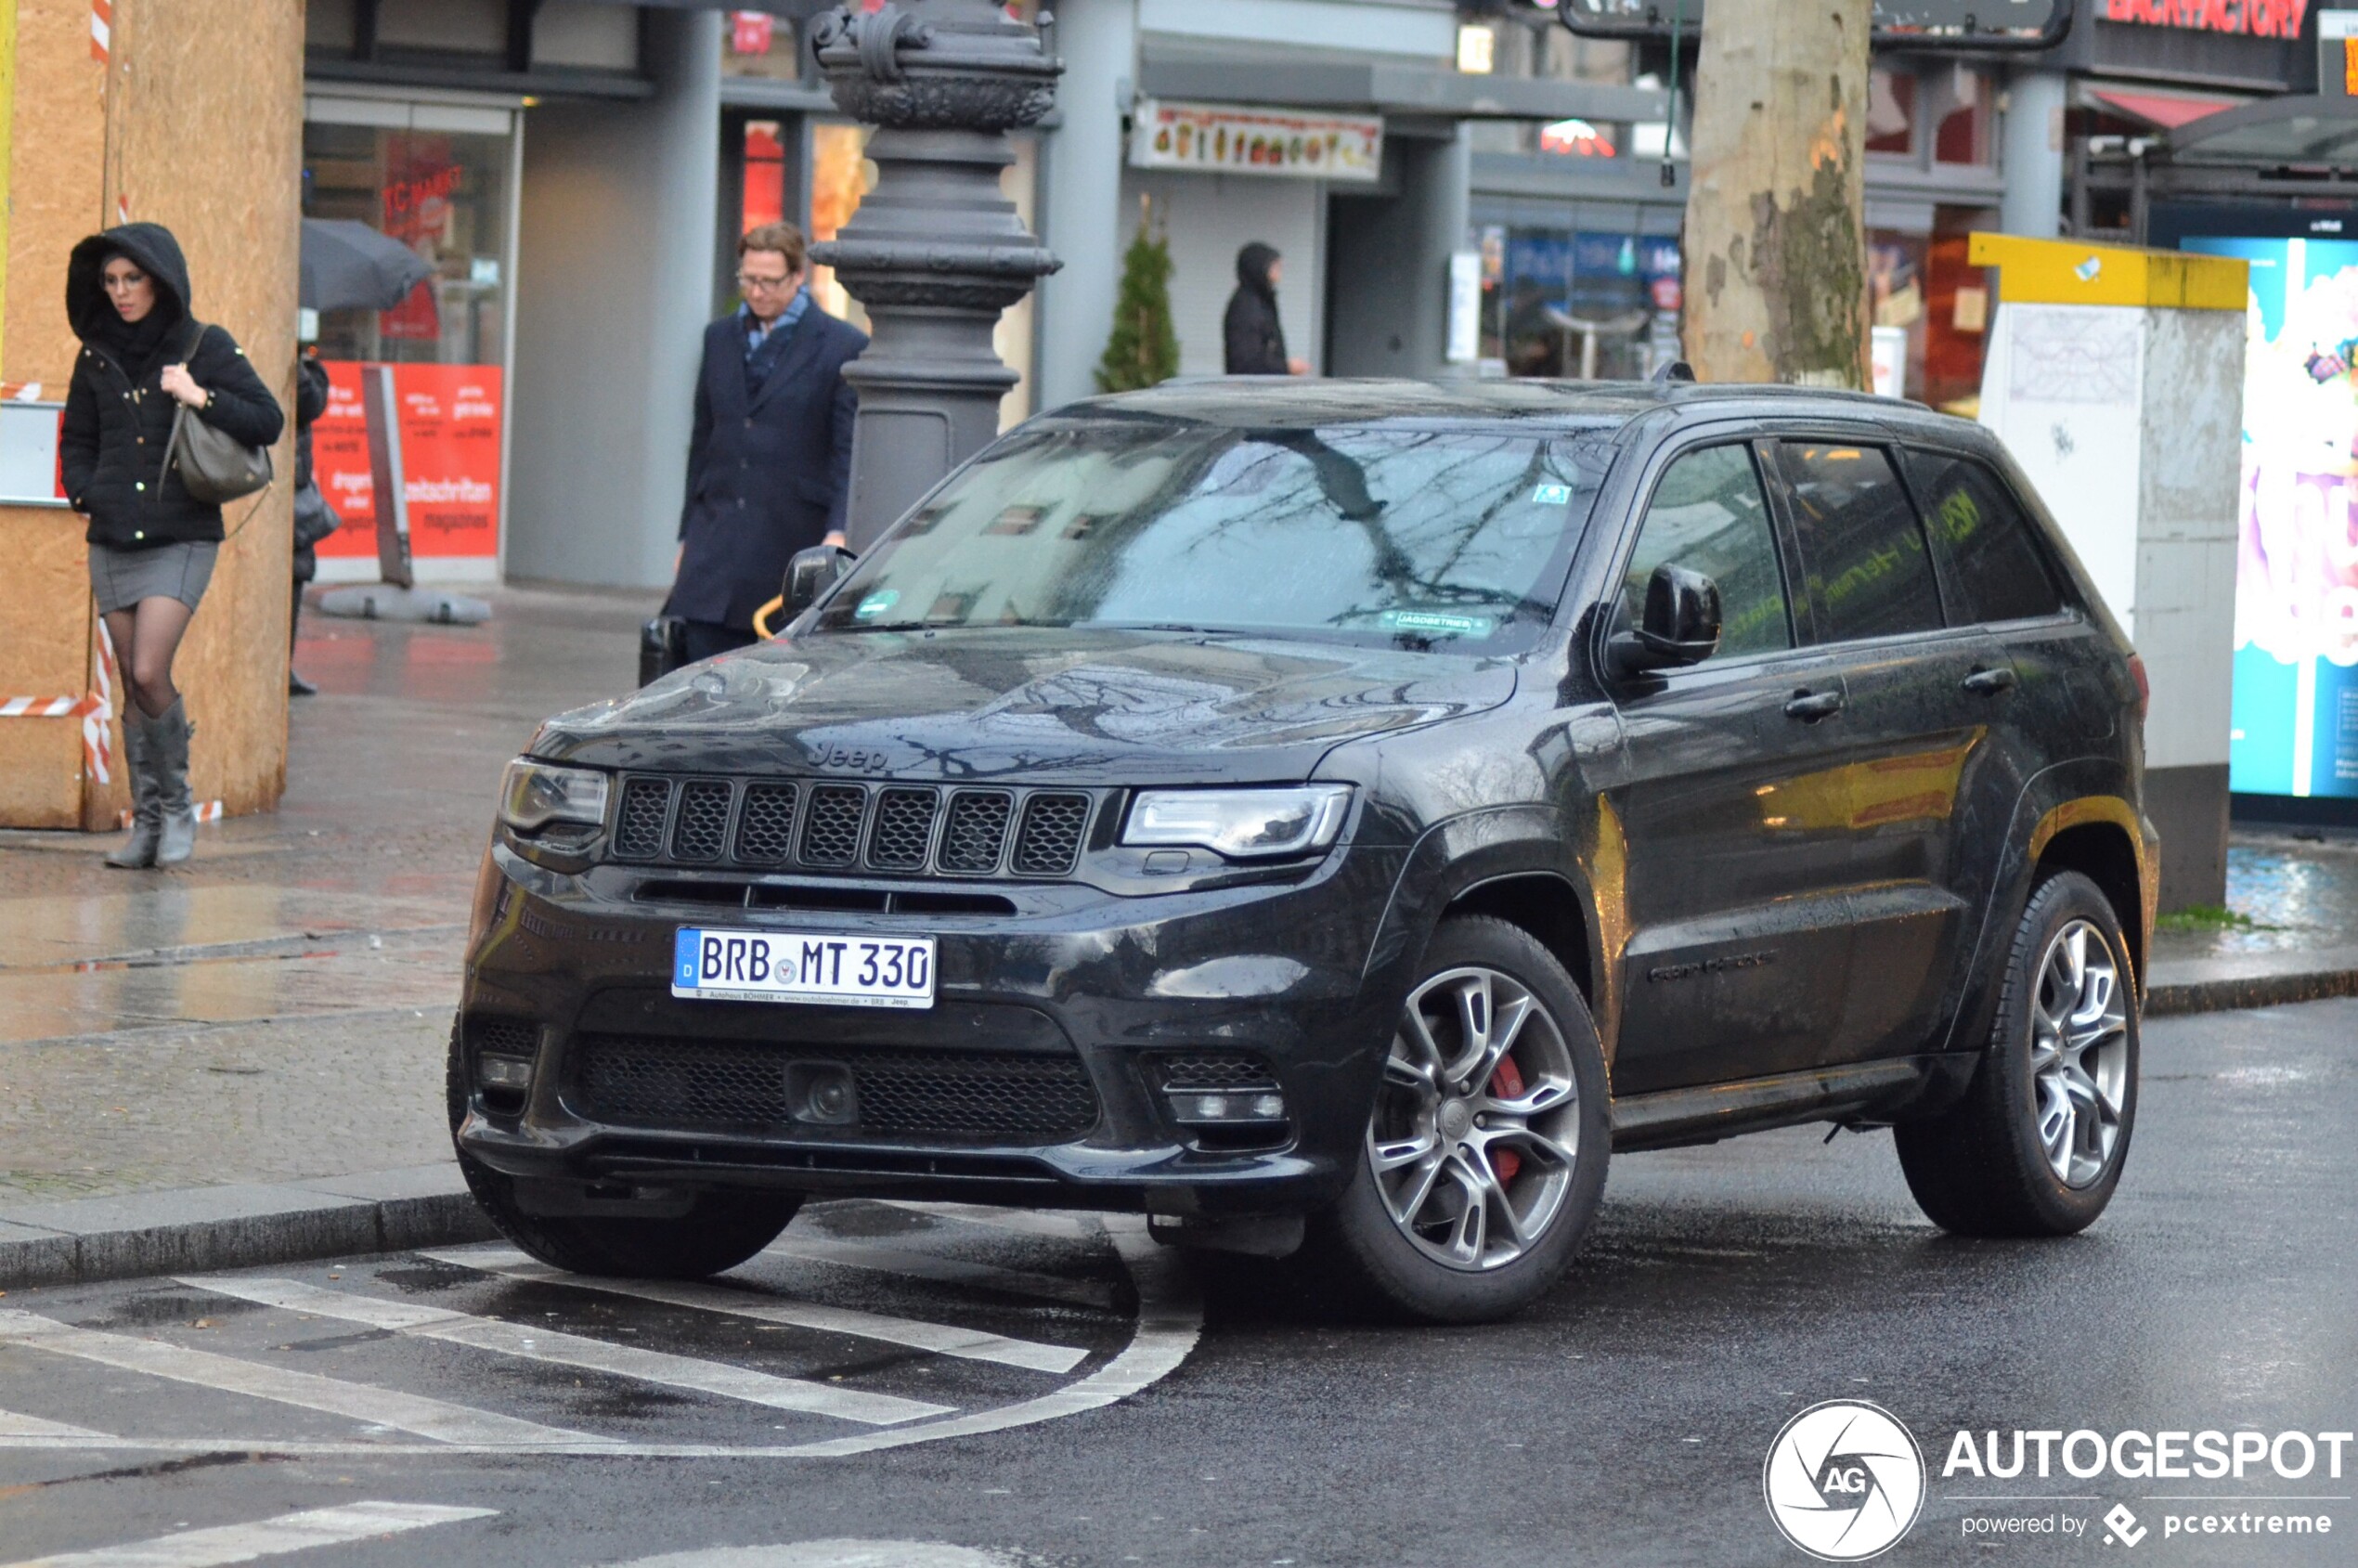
[455,379,2154,1322]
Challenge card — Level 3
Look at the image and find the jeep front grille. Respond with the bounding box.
[569,1034,1100,1143]
[604,775,1104,882]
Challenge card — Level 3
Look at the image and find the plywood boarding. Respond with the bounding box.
[4,0,104,390]
[0,0,302,829]
[0,505,87,827]
[93,0,304,826]
[1,0,106,827]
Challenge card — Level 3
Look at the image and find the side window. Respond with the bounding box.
[1623,443,1792,661]
[1773,441,1946,641]
[1906,449,2066,623]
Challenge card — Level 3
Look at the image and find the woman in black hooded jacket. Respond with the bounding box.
[60,222,284,869]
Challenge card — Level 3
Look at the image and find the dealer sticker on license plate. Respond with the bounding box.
[672,927,936,1009]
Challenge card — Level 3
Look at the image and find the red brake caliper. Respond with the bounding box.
[1487,1056,1524,1185]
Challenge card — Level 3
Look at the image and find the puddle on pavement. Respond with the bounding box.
[2155,837,2358,960]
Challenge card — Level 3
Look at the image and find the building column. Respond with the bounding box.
[1035,0,1135,410]
[507,6,721,590]
[2001,68,2066,240]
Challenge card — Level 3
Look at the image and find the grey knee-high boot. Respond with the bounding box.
[103,710,162,869]
[151,698,198,867]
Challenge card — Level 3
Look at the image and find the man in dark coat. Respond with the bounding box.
[667,222,866,664]
[1223,241,1308,377]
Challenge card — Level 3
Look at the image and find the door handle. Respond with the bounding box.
[1962,666,2018,696]
[1783,689,1844,721]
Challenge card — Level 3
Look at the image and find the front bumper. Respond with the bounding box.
[456,839,1410,1217]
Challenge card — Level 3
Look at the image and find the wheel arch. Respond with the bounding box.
[1444,873,1595,1006]
[1367,802,1624,1068]
[2028,797,2154,991]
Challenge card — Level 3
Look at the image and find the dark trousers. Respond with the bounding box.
[680,619,758,665]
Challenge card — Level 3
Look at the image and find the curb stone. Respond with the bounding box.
[0,1163,494,1290]
[2145,950,2358,1018]
[0,964,2351,1290]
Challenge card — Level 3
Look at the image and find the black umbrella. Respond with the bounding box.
[300,219,435,312]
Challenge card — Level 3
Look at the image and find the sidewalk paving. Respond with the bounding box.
[2,586,2352,1286]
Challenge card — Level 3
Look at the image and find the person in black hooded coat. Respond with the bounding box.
[1223,241,1308,377]
[60,222,284,870]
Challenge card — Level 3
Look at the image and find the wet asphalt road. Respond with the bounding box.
[0,997,2351,1568]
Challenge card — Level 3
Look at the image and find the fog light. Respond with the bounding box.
[1169,1090,1287,1124]
[478,1055,534,1091]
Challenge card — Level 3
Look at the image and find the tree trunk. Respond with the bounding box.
[1681,2,1872,389]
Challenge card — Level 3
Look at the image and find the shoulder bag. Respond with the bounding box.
[159,321,275,505]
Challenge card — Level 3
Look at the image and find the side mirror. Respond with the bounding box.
[782,545,855,619]
[1606,564,1721,678]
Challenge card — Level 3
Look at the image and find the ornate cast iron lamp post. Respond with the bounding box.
[808,0,1062,551]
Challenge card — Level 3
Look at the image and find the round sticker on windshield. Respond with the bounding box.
[854,589,900,620]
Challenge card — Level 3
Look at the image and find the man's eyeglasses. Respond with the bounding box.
[736,273,796,293]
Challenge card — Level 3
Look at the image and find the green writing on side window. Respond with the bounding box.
[1381,610,1495,638]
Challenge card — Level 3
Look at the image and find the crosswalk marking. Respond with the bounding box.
[0,1308,596,1447]
[177,1276,952,1427]
[764,1237,1120,1312]
[603,1542,1015,1568]
[880,1200,1107,1243]
[0,1500,495,1568]
[422,1246,1088,1375]
[0,1407,110,1440]
[779,1222,1200,1461]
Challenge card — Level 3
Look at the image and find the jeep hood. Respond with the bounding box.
[530,627,1518,784]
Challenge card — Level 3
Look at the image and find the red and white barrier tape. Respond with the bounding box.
[0,382,44,401]
[0,618,118,785]
[117,801,221,830]
[91,0,110,64]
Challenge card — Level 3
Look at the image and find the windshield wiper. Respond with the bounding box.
[1082,621,1256,638]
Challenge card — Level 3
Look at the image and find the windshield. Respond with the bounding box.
[811,417,1619,653]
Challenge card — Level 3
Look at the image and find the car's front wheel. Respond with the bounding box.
[1308,916,1610,1323]
[446,1022,799,1278]
[1894,870,2140,1237]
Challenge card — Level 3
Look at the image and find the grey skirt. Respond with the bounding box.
[88,540,217,615]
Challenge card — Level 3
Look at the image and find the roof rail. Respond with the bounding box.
[1652,360,1696,383]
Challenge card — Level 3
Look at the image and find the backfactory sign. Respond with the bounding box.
[1128,98,1383,184]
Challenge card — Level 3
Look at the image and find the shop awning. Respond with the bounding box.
[2087,88,2242,132]
[2167,93,2358,169]
[1138,51,1668,125]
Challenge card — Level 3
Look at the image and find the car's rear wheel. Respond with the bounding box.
[446,1021,799,1278]
[1307,916,1609,1323]
[1894,870,2139,1237]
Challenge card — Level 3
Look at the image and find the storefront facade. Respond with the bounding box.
[301,92,522,582]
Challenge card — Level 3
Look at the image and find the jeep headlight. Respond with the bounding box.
[1121,785,1352,860]
[498,758,610,835]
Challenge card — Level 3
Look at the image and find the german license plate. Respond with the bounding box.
[671,927,936,1009]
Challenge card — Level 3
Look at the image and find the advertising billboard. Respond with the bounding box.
[313,360,503,572]
[2163,212,2358,808]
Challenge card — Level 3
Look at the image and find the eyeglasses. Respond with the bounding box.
[102,271,149,291]
[736,272,796,293]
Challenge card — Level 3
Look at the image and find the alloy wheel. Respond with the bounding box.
[1365,965,1581,1271]
[2028,918,2131,1189]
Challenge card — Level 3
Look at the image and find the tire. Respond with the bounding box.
[1305,915,1611,1323]
[446,1021,800,1278]
[1894,871,2139,1238]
